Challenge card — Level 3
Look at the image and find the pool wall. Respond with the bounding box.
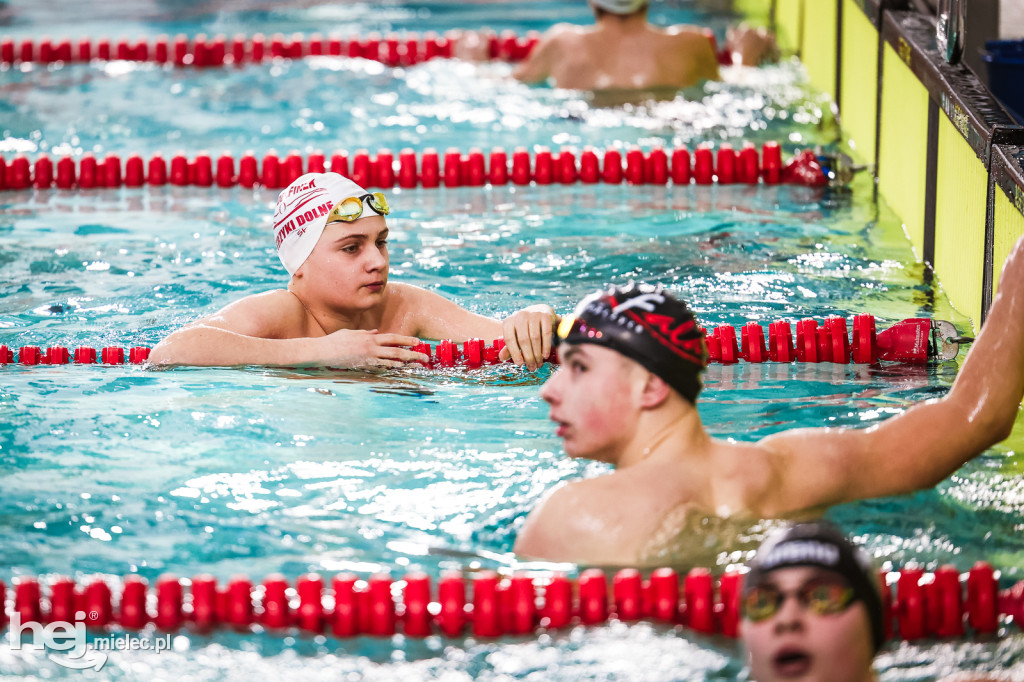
[753,0,1024,330]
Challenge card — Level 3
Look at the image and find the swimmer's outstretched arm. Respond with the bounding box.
[397,284,557,371]
[754,235,1024,516]
[147,290,427,368]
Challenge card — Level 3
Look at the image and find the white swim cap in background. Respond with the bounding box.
[273,172,369,276]
[589,0,649,14]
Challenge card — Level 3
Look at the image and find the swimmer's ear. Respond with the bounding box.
[639,371,671,408]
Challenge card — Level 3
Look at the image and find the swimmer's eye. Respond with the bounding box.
[803,581,854,616]
[376,238,389,247]
[340,244,360,254]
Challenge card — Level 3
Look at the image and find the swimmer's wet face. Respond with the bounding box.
[540,343,650,461]
[294,215,390,311]
[742,566,875,682]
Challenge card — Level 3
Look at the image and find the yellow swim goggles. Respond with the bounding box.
[325,192,391,224]
[742,578,856,622]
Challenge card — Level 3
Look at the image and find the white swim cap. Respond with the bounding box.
[273,172,369,276]
[589,0,649,14]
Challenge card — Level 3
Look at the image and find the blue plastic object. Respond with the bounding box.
[982,40,1024,124]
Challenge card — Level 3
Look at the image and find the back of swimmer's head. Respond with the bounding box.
[589,0,650,16]
[555,282,708,403]
[272,172,372,276]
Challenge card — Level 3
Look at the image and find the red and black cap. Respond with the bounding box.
[555,282,708,404]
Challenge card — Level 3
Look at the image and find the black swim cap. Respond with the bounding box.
[744,521,885,654]
[555,282,708,404]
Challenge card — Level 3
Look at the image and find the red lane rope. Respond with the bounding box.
[0,562,1012,642]
[0,28,742,70]
[0,316,947,367]
[0,143,827,193]
[0,30,530,68]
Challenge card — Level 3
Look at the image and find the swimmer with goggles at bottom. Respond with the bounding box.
[741,521,1014,682]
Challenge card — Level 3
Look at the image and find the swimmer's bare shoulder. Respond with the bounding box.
[661,24,720,83]
[146,289,316,366]
[515,474,664,565]
[379,282,503,342]
[513,22,585,84]
[191,289,314,339]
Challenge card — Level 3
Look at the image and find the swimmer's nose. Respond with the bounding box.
[539,369,561,404]
[772,596,806,631]
[367,244,388,271]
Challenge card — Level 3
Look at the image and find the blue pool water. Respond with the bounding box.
[2,1,1024,680]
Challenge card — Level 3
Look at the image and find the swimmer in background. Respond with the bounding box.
[741,522,1013,682]
[514,234,1024,566]
[456,0,777,92]
[149,172,555,369]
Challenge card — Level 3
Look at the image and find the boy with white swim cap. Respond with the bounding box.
[150,172,556,369]
[515,236,1024,565]
[505,0,776,93]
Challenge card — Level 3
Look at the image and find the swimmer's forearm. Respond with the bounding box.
[147,326,322,367]
[945,235,1024,443]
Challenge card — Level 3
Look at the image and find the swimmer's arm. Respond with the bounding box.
[391,282,503,341]
[395,283,557,370]
[724,25,778,67]
[756,235,1024,512]
[148,291,306,366]
[667,26,720,82]
[148,290,425,368]
[690,33,721,82]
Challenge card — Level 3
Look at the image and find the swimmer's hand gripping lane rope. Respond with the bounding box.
[0,562,1015,643]
[0,143,837,192]
[0,316,969,368]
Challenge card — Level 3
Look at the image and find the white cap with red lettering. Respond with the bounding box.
[273,172,368,276]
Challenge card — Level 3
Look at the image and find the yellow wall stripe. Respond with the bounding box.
[878,43,930,258]
[775,0,803,55]
[933,115,988,327]
[838,0,879,164]
[802,0,838,97]
[993,188,1024,298]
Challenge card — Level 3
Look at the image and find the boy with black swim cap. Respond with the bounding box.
[515,236,1024,565]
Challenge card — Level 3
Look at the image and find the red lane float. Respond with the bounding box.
[0,563,1016,644]
[0,31,527,68]
[0,31,749,70]
[0,316,961,368]
[0,144,827,193]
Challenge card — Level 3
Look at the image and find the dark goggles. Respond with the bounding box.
[743,578,856,622]
[325,192,391,224]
